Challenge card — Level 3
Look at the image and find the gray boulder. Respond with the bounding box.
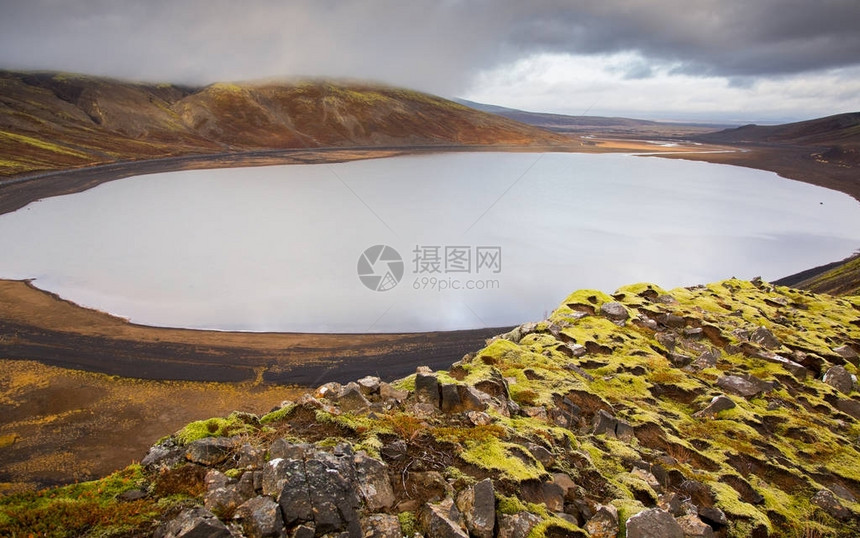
[304,452,362,535]
[233,496,286,538]
[354,452,395,511]
[262,458,313,525]
[626,508,684,538]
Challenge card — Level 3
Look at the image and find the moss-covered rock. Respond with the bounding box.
[3,278,859,537]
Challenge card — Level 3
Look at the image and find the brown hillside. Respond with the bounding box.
[0,71,568,176]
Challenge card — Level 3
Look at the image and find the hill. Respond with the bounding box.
[776,253,860,296]
[0,71,568,177]
[695,113,860,148]
[454,99,726,138]
[3,278,858,537]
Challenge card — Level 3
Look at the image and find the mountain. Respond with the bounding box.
[454,98,727,138]
[3,278,858,537]
[695,112,860,147]
[0,71,568,177]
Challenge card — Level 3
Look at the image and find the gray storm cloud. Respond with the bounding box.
[1,0,859,94]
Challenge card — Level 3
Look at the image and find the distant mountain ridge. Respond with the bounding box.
[454,98,728,137]
[0,71,567,176]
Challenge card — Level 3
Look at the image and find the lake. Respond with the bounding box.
[1,152,858,332]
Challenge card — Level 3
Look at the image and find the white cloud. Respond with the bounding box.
[462,53,860,122]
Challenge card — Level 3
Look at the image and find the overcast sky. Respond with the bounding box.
[1,0,859,123]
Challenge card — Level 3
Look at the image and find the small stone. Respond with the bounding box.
[631,467,662,493]
[185,437,234,466]
[593,409,618,437]
[268,439,308,461]
[523,406,548,420]
[750,327,781,350]
[465,410,492,425]
[141,443,183,470]
[659,313,686,328]
[625,508,684,538]
[415,369,441,408]
[360,514,401,538]
[676,514,715,538]
[158,507,231,538]
[823,365,854,394]
[497,512,541,538]
[697,507,727,528]
[693,394,736,418]
[315,382,343,399]
[527,444,555,468]
[356,375,381,395]
[420,498,467,538]
[567,343,587,357]
[204,469,229,491]
[833,345,859,364]
[379,382,408,403]
[585,504,618,538]
[335,384,371,412]
[236,443,266,469]
[716,374,774,398]
[812,489,852,520]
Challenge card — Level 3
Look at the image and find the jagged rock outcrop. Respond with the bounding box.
[5,278,859,538]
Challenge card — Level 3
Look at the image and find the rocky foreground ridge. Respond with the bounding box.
[2,278,860,537]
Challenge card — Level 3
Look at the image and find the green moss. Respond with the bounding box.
[611,498,647,536]
[496,494,549,518]
[259,403,296,424]
[398,511,417,535]
[710,481,772,536]
[174,414,254,444]
[528,516,584,538]
[0,465,162,537]
[460,437,545,482]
